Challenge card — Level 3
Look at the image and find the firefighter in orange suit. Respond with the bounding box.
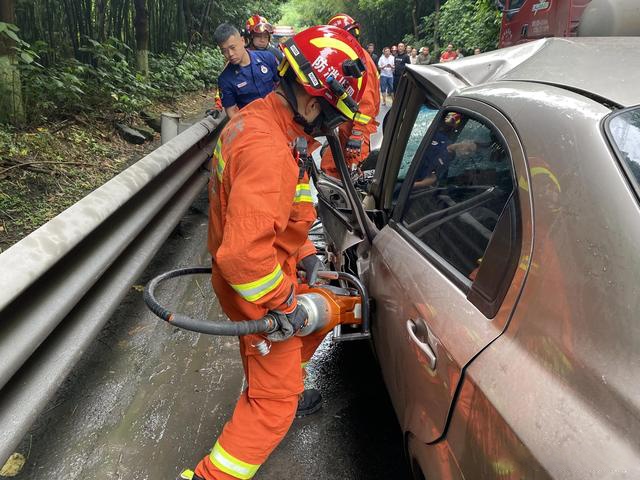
[179,25,371,480]
[321,13,380,179]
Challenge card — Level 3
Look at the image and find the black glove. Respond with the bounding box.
[298,254,323,286]
[344,131,362,165]
[205,108,220,119]
[266,303,309,342]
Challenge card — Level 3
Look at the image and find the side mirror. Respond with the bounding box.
[495,0,505,12]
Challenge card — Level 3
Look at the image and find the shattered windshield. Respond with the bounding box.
[607,107,640,189]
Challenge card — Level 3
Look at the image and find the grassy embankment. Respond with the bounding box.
[0,42,224,252]
[0,92,214,252]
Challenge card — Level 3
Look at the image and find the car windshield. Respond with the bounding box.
[608,107,640,187]
[507,0,526,10]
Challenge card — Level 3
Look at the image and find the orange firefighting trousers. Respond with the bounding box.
[196,92,323,479]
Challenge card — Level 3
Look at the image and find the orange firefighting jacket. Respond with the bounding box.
[321,50,381,177]
[208,91,317,322]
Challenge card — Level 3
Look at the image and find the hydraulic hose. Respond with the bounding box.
[143,266,277,336]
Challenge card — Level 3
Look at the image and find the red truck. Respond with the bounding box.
[499,0,640,47]
[499,0,592,47]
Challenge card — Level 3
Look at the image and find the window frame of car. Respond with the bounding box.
[373,75,443,213]
[388,103,524,318]
[602,105,640,205]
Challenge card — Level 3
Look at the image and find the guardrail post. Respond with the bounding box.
[161,112,181,144]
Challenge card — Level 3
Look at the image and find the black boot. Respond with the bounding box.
[296,388,322,417]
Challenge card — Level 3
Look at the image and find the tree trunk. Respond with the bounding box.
[199,0,214,41]
[183,0,192,42]
[433,0,441,54]
[83,0,93,39]
[0,0,25,124]
[411,0,419,38]
[134,0,149,76]
[45,0,56,63]
[97,0,106,42]
[176,0,185,42]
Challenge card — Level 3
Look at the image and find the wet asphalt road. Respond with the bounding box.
[12,130,410,478]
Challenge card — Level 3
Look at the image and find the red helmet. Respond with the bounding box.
[328,13,361,38]
[278,25,371,126]
[245,14,274,34]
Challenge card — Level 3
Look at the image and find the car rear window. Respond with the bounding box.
[607,107,640,187]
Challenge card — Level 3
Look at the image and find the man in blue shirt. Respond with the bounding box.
[215,23,279,119]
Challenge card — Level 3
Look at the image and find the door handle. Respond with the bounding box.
[406,319,437,370]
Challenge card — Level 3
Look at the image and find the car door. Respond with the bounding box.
[369,97,531,445]
[315,70,531,443]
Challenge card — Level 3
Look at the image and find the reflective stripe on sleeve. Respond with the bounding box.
[214,139,225,181]
[209,441,260,479]
[230,264,284,302]
[294,183,313,203]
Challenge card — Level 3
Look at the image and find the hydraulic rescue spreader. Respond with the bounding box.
[143,268,370,355]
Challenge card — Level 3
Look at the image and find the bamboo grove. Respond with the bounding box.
[0,0,284,124]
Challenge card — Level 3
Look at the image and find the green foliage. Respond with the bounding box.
[438,0,501,53]
[278,0,336,28]
[278,0,500,56]
[277,0,432,52]
[150,43,225,98]
[0,22,39,64]
[18,38,224,122]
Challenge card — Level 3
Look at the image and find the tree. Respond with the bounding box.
[438,0,501,53]
[0,0,25,124]
[134,0,149,76]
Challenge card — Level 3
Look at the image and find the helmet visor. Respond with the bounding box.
[252,22,273,34]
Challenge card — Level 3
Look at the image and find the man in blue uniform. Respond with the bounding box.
[214,23,279,119]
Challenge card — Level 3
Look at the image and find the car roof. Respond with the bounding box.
[417,37,640,108]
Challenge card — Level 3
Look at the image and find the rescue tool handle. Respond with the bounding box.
[143,266,278,336]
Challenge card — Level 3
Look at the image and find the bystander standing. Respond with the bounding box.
[367,43,380,71]
[409,48,418,64]
[393,42,411,91]
[440,43,457,62]
[378,46,395,106]
[417,46,432,65]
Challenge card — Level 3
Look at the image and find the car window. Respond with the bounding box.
[398,104,439,181]
[399,111,515,280]
[608,107,640,187]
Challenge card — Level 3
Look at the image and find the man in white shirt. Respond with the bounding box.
[378,47,395,106]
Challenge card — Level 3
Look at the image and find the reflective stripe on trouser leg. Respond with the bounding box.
[204,343,304,480]
[209,441,260,479]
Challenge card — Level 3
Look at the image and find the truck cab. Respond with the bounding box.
[499,0,591,47]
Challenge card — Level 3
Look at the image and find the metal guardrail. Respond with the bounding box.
[0,114,225,464]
